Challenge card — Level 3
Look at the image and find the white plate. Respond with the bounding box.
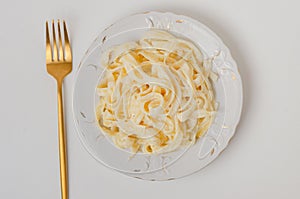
[72,11,243,181]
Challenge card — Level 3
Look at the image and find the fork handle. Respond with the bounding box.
[57,79,68,199]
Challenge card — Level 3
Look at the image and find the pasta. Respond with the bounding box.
[96,30,216,154]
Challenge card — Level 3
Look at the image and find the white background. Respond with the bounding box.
[0,0,299,198]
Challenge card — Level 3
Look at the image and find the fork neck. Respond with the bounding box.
[56,78,64,92]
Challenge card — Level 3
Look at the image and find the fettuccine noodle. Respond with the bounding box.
[96,30,216,154]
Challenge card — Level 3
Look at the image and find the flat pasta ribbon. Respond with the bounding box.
[96,30,216,154]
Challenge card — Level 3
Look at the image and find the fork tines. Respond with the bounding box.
[46,20,71,63]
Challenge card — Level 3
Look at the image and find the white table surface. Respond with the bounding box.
[1,0,299,198]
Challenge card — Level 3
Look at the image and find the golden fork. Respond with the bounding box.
[46,20,72,199]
